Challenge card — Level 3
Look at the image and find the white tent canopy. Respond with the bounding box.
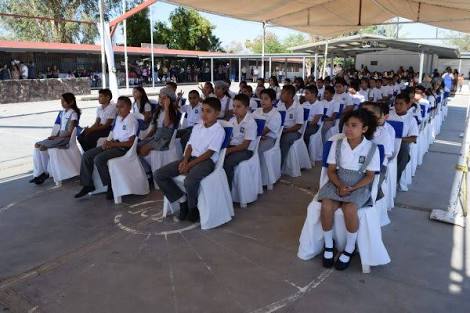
[164,0,470,37]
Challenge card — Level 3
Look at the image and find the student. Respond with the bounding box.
[414,85,430,121]
[132,87,152,129]
[225,79,237,98]
[316,78,325,100]
[223,94,258,190]
[348,81,364,108]
[320,86,340,143]
[302,85,323,145]
[253,89,282,154]
[74,96,138,200]
[408,87,423,126]
[177,90,202,149]
[154,97,225,222]
[138,87,179,174]
[78,89,116,151]
[388,93,418,185]
[333,78,354,118]
[358,78,370,101]
[31,93,81,185]
[238,81,248,93]
[199,81,215,100]
[269,75,281,99]
[278,85,304,166]
[240,85,258,111]
[255,78,265,98]
[214,80,232,119]
[369,79,382,102]
[317,108,380,270]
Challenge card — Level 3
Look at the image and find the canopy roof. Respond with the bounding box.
[290,34,460,58]
[164,0,470,37]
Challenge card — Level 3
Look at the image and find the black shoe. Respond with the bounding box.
[106,187,114,200]
[75,186,95,198]
[34,173,49,185]
[322,244,335,268]
[29,176,40,183]
[178,201,189,220]
[187,207,200,223]
[335,250,354,271]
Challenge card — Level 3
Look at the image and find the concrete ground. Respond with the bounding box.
[0,89,469,312]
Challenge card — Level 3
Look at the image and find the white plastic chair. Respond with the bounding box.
[231,119,265,208]
[297,138,390,273]
[384,120,403,210]
[47,127,81,186]
[162,126,235,230]
[308,108,328,163]
[282,108,312,177]
[260,127,283,190]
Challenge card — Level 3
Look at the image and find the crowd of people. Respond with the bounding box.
[28,65,454,271]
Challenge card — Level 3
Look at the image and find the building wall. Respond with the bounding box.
[354,48,433,73]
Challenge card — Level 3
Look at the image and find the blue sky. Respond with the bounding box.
[118,1,464,48]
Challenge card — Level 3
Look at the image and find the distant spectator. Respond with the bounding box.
[19,62,28,79]
[0,64,11,80]
[28,62,36,79]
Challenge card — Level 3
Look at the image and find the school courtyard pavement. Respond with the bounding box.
[0,88,469,312]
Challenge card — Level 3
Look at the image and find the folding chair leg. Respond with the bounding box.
[362,264,371,274]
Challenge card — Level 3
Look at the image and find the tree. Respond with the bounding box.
[224,40,246,53]
[449,34,470,51]
[152,7,223,51]
[283,33,309,50]
[126,10,151,47]
[245,32,285,53]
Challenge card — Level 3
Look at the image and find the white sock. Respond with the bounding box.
[323,230,334,259]
[339,231,358,263]
[177,195,187,203]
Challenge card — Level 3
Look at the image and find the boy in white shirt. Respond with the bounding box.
[240,85,259,111]
[278,85,304,166]
[414,85,430,122]
[177,90,202,149]
[78,88,116,151]
[253,89,282,154]
[155,97,225,222]
[389,93,418,184]
[316,78,325,100]
[358,78,370,101]
[223,94,258,190]
[320,86,340,143]
[333,78,354,119]
[75,96,138,200]
[302,85,323,145]
[369,79,383,102]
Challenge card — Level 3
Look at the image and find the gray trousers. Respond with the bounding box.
[176,127,193,151]
[303,123,319,146]
[258,137,276,154]
[397,142,410,184]
[80,146,127,187]
[280,132,301,166]
[223,150,253,191]
[154,157,215,209]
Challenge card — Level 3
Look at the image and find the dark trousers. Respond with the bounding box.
[397,142,410,184]
[154,157,215,209]
[303,123,319,146]
[80,146,127,187]
[223,149,253,191]
[78,127,111,151]
[280,132,301,166]
[176,127,193,151]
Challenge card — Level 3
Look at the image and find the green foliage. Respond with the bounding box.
[126,9,151,47]
[449,34,470,51]
[245,32,309,53]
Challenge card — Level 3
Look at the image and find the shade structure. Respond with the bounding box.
[164,0,470,37]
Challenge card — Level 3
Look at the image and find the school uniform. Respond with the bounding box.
[358,88,369,101]
[317,135,380,208]
[33,109,79,178]
[278,101,304,165]
[249,97,259,111]
[132,101,152,129]
[320,99,341,143]
[155,121,225,211]
[252,107,282,153]
[219,95,233,119]
[372,124,396,199]
[177,103,202,149]
[303,100,323,145]
[79,112,138,188]
[370,87,383,102]
[388,109,419,184]
[223,113,258,190]
[317,86,325,100]
[78,102,117,151]
[350,93,365,108]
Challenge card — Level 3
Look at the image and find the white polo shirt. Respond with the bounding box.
[229,112,258,151]
[418,98,430,120]
[59,109,78,131]
[327,135,380,172]
[253,107,282,139]
[181,103,202,128]
[317,86,325,100]
[333,92,353,108]
[219,95,233,118]
[388,109,419,138]
[358,89,369,100]
[188,121,226,162]
[249,98,259,111]
[112,113,138,142]
[324,99,340,117]
[132,101,152,120]
[303,100,323,126]
[277,102,304,131]
[370,88,383,102]
[96,103,117,125]
[350,93,365,106]
[373,125,395,165]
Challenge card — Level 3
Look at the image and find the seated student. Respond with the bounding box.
[138,87,179,174]
[199,81,215,100]
[278,85,304,166]
[317,108,380,270]
[333,78,354,118]
[74,96,138,200]
[369,79,382,102]
[253,89,282,154]
[31,93,81,185]
[214,80,232,119]
[223,94,258,190]
[255,78,265,98]
[268,76,281,100]
[349,81,365,107]
[302,85,323,145]
[78,89,116,151]
[408,87,423,126]
[177,90,202,150]
[414,85,430,121]
[388,93,418,185]
[358,78,370,101]
[316,78,325,100]
[240,85,258,111]
[320,86,340,143]
[224,79,237,98]
[154,97,225,223]
[132,87,153,129]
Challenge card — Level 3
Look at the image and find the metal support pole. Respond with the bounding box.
[458,59,462,74]
[98,0,107,88]
[418,51,425,84]
[269,57,272,78]
[149,5,155,87]
[238,57,241,82]
[210,58,214,83]
[302,56,306,80]
[122,0,129,90]
[284,58,288,80]
[314,53,318,80]
[261,21,266,79]
[322,40,328,79]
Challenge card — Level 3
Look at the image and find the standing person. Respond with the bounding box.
[31,93,81,184]
[78,89,116,151]
[75,96,138,200]
[10,62,20,80]
[0,64,11,80]
[442,67,453,98]
[19,62,28,79]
